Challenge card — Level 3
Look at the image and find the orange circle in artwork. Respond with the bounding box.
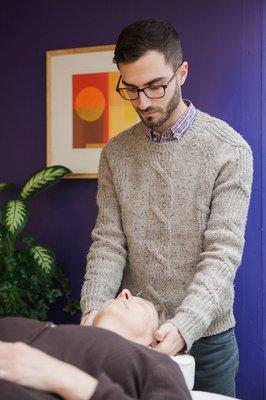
[74,86,105,122]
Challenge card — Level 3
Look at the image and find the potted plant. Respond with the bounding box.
[0,166,80,320]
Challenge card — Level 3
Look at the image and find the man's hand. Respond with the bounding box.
[0,341,98,400]
[0,341,63,392]
[153,322,185,356]
[80,310,98,326]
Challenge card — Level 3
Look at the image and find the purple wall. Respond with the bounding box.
[0,1,263,398]
[262,0,266,397]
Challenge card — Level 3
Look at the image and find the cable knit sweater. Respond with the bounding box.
[81,110,253,351]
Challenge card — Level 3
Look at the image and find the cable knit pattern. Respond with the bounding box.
[81,110,253,351]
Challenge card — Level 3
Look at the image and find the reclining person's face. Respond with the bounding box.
[92,289,159,346]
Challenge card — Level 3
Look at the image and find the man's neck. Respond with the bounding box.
[154,99,188,134]
[93,317,146,346]
[93,317,133,341]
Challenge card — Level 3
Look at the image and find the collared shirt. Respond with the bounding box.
[147,100,197,143]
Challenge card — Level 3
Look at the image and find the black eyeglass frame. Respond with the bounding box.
[116,61,183,100]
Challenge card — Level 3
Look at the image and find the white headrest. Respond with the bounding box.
[171,354,195,390]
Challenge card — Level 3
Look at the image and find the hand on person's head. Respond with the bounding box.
[153,322,185,356]
[80,310,98,326]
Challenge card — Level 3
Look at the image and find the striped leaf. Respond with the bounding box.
[2,200,28,236]
[20,166,71,200]
[30,245,55,273]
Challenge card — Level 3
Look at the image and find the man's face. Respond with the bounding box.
[93,289,159,345]
[118,50,187,132]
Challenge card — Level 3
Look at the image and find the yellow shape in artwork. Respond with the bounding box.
[76,108,104,121]
[108,71,124,107]
[108,72,138,139]
[109,106,138,139]
[75,86,105,122]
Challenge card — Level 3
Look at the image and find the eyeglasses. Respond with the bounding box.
[116,61,183,101]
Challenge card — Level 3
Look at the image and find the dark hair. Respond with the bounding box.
[113,19,183,70]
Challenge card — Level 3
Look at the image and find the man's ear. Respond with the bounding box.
[178,61,188,86]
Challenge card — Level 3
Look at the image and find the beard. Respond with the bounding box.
[135,85,181,130]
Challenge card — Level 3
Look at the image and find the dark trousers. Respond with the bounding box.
[190,328,239,397]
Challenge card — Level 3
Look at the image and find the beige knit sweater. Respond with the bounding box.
[81,110,253,351]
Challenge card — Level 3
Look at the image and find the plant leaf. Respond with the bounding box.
[63,300,81,315]
[21,235,35,248]
[0,228,4,252]
[0,223,8,257]
[30,245,55,273]
[2,200,28,236]
[0,183,13,192]
[20,166,72,200]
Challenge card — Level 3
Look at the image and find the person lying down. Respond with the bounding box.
[0,289,191,400]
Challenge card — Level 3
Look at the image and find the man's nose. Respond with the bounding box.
[118,289,132,301]
[136,91,152,110]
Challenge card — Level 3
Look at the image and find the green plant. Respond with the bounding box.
[0,166,80,320]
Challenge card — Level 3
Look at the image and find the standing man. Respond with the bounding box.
[81,19,253,397]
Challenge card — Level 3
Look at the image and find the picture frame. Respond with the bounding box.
[46,44,138,179]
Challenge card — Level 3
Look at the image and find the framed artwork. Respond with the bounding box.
[46,44,138,178]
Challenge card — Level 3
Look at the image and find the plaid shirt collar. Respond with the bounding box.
[146,100,197,143]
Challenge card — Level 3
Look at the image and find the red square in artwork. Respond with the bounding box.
[72,73,108,148]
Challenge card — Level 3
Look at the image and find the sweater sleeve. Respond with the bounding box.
[80,147,127,314]
[169,145,253,350]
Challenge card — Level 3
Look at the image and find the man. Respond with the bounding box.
[80,19,253,397]
[0,290,191,400]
